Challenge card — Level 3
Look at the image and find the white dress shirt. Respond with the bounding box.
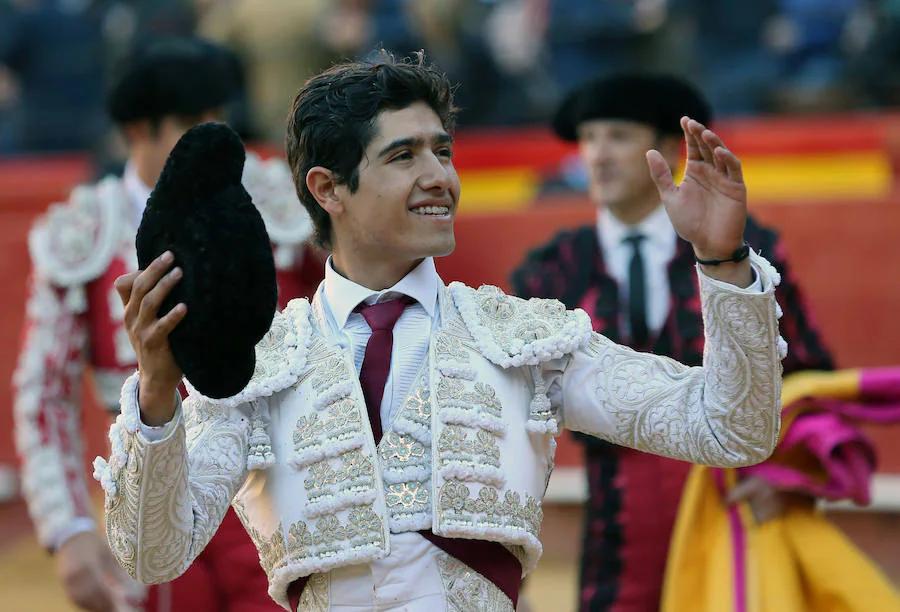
[597,204,678,336]
[321,256,440,431]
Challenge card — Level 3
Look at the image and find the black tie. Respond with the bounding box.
[624,233,648,345]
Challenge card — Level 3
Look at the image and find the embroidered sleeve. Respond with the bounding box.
[13,270,93,549]
[557,250,784,467]
[98,373,252,584]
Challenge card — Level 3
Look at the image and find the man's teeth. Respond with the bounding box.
[412,206,450,215]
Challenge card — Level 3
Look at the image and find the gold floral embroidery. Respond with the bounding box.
[385,482,430,513]
[463,383,502,418]
[310,355,350,393]
[304,449,375,503]
[438,426,501,468]
[404,387,431,427]
[513,319,553,343]
[434,333,470,362]
[531,297,567,319]
[479,294,515,322]
[439,480,543,537]
[436,377,466,403]
[293,398,362,447]
[287,521,313,555]
[246,506,386,579]
[380,431,427,463]
[347,506,382,538]
[436,549,513,611]
[252,313,292,381]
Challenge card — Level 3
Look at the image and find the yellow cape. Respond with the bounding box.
[661,370,900,612]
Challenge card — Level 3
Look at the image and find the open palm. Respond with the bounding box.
[647,117,747,259]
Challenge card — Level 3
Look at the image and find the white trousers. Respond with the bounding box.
[295,532,513,611]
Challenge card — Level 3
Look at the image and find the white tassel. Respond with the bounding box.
[529,366,552,418]
[64,286,87,313]
[777,336,789,360]
[247,399,275,470]
[273,245,295,270]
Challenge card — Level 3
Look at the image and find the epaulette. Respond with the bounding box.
[28,176,131,311]
[184,298,313,408]
[448,282,593,368]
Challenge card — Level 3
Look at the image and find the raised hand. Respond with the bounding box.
[114,251,186,425]
[647,116,752,286]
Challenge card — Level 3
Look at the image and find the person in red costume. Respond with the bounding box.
[13,37,324,612]
[512,73,834,612]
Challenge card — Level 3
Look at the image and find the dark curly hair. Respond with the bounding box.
[286,52,458,249]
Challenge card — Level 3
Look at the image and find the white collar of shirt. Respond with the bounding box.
[323,256,439,329]
[123,162,153,227]
[597,203,677,254]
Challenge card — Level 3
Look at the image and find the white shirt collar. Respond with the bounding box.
[598,204,677,252]
[123,162,153,226]
[323,256,440,328]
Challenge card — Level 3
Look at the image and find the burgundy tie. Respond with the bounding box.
[355,296,411,443]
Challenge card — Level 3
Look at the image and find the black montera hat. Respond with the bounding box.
[136,122,277,399]
[552,74,712,142]
[107,37,237,125]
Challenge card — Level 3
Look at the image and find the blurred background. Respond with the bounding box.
[1,0,900,610]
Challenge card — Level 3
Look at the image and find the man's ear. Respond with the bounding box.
[306,166,344,216]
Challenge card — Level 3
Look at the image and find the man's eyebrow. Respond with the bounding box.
[376,132,454,159]
[377,137,423,159]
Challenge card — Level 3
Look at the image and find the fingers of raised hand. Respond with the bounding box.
[129,252,175,309]
[152,302,188,340]
[646,150,676,198]
[681,116,703,162]
[687,119,716,164]
[114,272,138,307]
[136,265,183,326]
[714,147,743,183]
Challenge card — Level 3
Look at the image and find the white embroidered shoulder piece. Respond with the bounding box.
[184,298,313,409]
[29,176,128,288]
[242,153,313,256]
[448,282,593,368]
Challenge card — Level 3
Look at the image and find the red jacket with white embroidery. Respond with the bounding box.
[13,153,323,549]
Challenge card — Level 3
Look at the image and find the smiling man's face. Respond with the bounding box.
[331,101,460,272]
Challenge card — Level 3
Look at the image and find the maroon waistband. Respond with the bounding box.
[287,531,522,610]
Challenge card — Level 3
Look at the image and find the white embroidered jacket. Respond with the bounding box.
[14,153,312,550]
[97,254,785,610]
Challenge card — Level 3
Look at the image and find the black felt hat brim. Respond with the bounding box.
[552,74,712,141]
